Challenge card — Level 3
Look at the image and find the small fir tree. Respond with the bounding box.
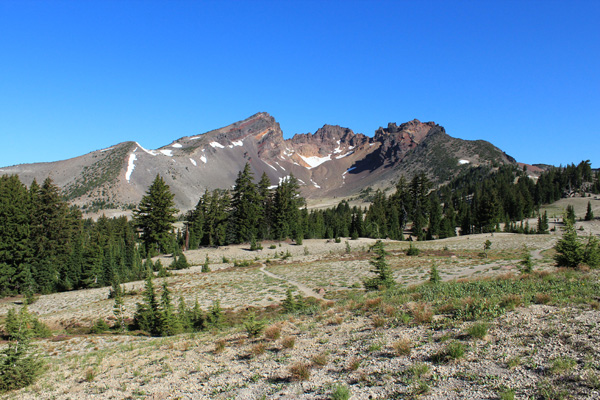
[282,288,296,313]
[134,273,160,335]
[158,282,181,336]
[585,201,594,221]
[363,240,394,290]
[583,235,600,268]
[208,300,224,328]
[202,254,211,273]
[520,247,533,273]
[554,221,584,268]
[565,204,576,225]
[190,299,206,331]
[537,211,549,234]
[429,264,441,284]
[112,281,126,332]
[0,306,44,392]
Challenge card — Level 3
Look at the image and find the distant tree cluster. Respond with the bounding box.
[185,163,304,248]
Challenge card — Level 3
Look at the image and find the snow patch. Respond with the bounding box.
[172,143,183,148]
[232,140,243,147]
[100,146,116,152]
[190,135,202,140]
[264,162,278,171]
[336,151,354,159]
[137,143,158,156]
[298,154,331,169]
[311,179,321,189]
[210,141,225,149]
[160,149,173,157]
[458,159,470,165]
[200,155,207,164]
[125,153,137,182]
[275,162,286,171]
[190,158,197,166]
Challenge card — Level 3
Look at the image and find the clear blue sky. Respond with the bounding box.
[1,0,598,168]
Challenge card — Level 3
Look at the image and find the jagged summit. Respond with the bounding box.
[0,113,516,213]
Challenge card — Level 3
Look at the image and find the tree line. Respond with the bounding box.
[1,160,597,298]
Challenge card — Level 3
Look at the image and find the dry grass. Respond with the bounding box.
[289,362,311,381]
[392,337,412,356]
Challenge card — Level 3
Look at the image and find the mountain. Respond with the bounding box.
[0,112,516,212]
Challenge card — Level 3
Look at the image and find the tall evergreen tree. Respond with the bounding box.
[537,211,549,234]
[229,163,260,244]
[133,175,179,255]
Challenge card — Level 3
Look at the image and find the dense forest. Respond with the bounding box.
[0,160,598,298]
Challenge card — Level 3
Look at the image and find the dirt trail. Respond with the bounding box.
[259,264,326,300]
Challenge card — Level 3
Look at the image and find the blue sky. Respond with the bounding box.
[0,0,598,167]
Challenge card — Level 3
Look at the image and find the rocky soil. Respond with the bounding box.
[1,213,600,399]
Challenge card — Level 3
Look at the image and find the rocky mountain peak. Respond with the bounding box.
[0,112,516,213]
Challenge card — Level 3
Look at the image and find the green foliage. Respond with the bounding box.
[520,247,534,273]
[584,234,600,268]
[330,384,351,400]
[169,253,190,270]
[133,175,179,255]
[565,204,576,225]
[208,300,224,328]
[243,312,266,337]
[134,273,160,335]
[467,322,488,339]
[538,211,549,234]
[585,201,594,221]
[364,240,395,290]
[431,341,466,363]
[89,319,110,334]
[202,254,211,273]
[0,307,45,392]
[554,222,584,268]
[112,281,126,332]
[429,264,441,284]
[406,243,420,256]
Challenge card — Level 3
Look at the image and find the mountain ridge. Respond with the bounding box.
[0,112,516,213]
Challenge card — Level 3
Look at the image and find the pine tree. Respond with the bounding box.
[429,264,441,284]
[208,300,224,328]
[112,281,126,332]
[158,281,181,336]
[583,235,600,268]
[257,172,273,240]
[0,306,44,392]
[564,204,576,225]
[177,296,191,332]
[134,273,160,335]
[537,211,549,234]
[133,175,179,255]
[230,163,260,244]
[554,222,584,268]
[282,288,296,313]
[202,254,211,273]
[363,240,394,290]
[190,298,206,331]
[585,201,594,221]
[520,247,533,273]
